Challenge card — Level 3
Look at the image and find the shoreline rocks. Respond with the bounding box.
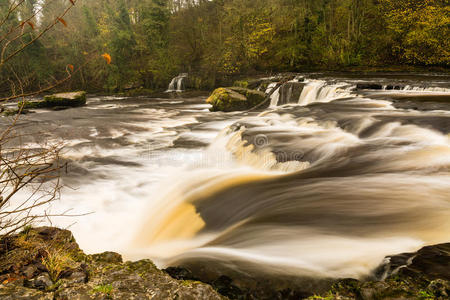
[1,227,449,299]
[0,227,224,300]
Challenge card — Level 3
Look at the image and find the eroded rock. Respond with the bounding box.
[0,227,225,300]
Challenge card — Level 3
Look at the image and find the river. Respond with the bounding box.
[3,72,450,289]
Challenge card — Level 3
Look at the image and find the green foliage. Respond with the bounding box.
[418,290,435,300]
[42,247,80,282]
[93,284,114,296]
[379,0,449,65]
[20,225,33,236]
[1,0,448,95]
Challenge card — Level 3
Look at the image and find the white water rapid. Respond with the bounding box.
[3,73,449,290]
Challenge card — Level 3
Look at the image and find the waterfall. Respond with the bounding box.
[266,79,354,108]
[269,87,281,107]
[265,82,278,94]
[298,80,353,106]
[167,78,177,92]
[402,85,450,93]
[167,74,188,92]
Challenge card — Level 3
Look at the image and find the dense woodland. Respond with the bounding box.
[0,0,449,94]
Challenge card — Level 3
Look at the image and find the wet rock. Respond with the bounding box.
[384,243,450,281]
[428,279,450,298]
[278,82,305,105]
[19,91,86,109]
[357,83,384,90]
[0,227,225,300]
[0,284,53,300]
[62,270,88,284]
[309,243,450,300]
[212,275,243,299]
[165,267,198,281]
[22,265,39,279]
[385,85,403,90]
[207,87,266,112]
[207,87,248,111]
[29,273,53,290]
[91,252,123,264]
[54,284,94,300]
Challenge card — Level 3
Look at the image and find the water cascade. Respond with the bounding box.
[167,73,188,92]
[298,80,354,106]
[8,73,449,293]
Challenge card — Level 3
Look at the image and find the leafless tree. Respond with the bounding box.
[0,0,78,238]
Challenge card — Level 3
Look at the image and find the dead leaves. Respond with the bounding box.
[101,53,112,64]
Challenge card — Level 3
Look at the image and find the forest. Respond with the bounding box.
[0,0,449,94]
[1,1,450,299]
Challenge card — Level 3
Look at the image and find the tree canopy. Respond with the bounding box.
[1,0,448,93]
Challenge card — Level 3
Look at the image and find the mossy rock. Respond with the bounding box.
[206,88,247,112]
[207,87,266,112]
[0,227,226,300]
[19,92,86,109]
[228,87,266,107]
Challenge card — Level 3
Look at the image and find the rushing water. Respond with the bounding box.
[2,73,450,287]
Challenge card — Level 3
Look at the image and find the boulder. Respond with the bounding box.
[309,243,450,300]
[0,227,225,300]
[19,92,86,109]
[207,88,247,112]
[381,243,450,282]
[207,87,266,112]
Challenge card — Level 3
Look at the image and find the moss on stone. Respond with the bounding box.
[228,87,266,107]
[206,87,247,112]
[0,227,225,300]
[19,92,86,109]
[207,87,266,112]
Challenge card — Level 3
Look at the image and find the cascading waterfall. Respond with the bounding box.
[298,80,353,106]
[8,73,449,293]
[268,79,354,107]
[133,100,450,281]
[269,86,281,107]
[167,74,188,92]
[401,85,450,93]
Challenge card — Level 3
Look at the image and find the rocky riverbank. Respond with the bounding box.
[0,227,448,300]
[0,227,224,300]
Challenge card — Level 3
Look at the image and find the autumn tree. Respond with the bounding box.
[380,0,450,65]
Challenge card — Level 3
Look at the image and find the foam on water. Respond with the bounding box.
[4,76,450,283]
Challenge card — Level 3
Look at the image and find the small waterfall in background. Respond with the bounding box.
[167,73,188,92]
